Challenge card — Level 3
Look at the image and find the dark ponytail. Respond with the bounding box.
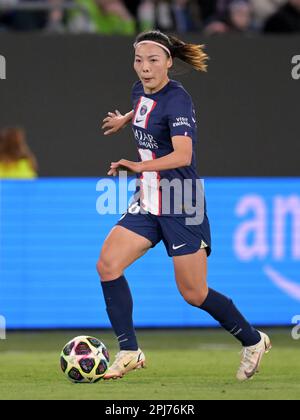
[168,35,208,73]
[134,30,208,73]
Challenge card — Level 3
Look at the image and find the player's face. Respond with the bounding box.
[134,44,173,94]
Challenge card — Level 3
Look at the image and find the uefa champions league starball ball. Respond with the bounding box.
[60,336,110,383]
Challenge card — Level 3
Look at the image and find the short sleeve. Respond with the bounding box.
[131,81,142,110]
[167,91,196,138]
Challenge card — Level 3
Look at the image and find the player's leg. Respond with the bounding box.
[172,248,208,307]
[173,248,261,343]
[97,213,161,379]
[97,225,151,379]
[173,248,271,381]
[97,225,152,281]
[97,225,151,350]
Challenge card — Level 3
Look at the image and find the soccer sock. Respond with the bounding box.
[101,275,138,351]
[200,289,261,347]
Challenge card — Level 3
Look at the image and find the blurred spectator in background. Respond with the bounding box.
[197,0,218,23]
[1,0,300,34]
[264,0,300,33]
[0,0,135,33]
[0,127,38,179]
[0,0,48,31]
[68,0,135,34]
[204,0,253,35]
[172,0,203,33]
[123,0,140,19]
[46,0,66,32]
[214,0,233,17]
[0,0,66,32]
[157,0,174,31]
[250,0,286,29]
[0,0,15,31]
[136,0,203,33]
[136,0,155,31]
[229,0,253,31]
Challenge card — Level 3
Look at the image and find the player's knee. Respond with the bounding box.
[96,259,104,277]
[183,288,209,307]
[96,257,122,281]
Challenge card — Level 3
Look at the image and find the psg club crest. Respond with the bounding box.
[134,97,157,129]
[140,105,148,116]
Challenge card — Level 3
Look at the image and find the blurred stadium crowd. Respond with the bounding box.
[0,0,299,34]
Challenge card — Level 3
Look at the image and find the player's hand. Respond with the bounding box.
[102,110,127,136]
[107,159,144,176]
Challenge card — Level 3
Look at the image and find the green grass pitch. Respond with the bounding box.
[0,328,299,400]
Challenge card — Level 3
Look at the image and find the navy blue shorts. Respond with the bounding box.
[116,211,212,258]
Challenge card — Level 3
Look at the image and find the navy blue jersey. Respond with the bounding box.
[131,79,205,218]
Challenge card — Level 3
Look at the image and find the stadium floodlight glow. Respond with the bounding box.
[291,55,300,81]
[0,316,6,340]
[0,55,6,80]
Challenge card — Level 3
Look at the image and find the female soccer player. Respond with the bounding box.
[97,30,271,381]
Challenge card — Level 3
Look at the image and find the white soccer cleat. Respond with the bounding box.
[103,348,146,380]
[236,331,272,382]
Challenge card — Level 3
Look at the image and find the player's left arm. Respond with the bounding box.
[139,136,193,171]
[108,137,192,175]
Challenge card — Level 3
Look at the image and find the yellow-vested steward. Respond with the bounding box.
[0,159,37,179]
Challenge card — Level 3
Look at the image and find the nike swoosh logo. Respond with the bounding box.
[172,243,187,250]
[264,265,300,301]
[265,340,270,352]
[124,352,142,368]
[136,118,144,123]
[118,213,127,222]
[244,355,261,379]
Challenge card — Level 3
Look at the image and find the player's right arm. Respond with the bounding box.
[101,109,134,136]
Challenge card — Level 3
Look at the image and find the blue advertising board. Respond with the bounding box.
[0,178,299,328]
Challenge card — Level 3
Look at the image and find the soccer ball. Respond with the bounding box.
[60,336,109,383]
